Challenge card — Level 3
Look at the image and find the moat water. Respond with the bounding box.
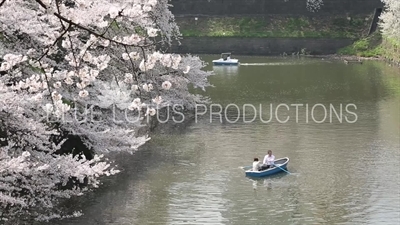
[50,56,400,225]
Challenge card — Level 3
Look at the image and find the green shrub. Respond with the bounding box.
[337,32,383,57]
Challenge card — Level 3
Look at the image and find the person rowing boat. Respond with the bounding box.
[260,150,275,171]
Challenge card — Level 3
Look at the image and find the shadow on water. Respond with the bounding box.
[246,173,291,193]
[38,118,199,225]
[245,171,289,182]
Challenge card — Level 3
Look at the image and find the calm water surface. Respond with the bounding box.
[51,56,400,225]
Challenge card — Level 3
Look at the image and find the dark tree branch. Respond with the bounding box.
[0,0,7,8]
[34,0,47,9]
[55,0,66,30]
[123,45,144,96]
[37,23,72,61]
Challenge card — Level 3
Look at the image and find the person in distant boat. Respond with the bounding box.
[252,158,262,171]
[260,150,275,170]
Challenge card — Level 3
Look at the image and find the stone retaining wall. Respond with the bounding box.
[170,37,354,55]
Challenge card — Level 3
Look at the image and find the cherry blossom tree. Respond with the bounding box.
[305,0,399,40]
[306,0,323,12]
[0,0,211,221]
[379,0,400,40]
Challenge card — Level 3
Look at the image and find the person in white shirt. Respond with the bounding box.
[252,158,262,171]
[260,150,275,170]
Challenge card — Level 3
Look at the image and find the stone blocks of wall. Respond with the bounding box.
[169,37,354,55]
[170,0,383,16]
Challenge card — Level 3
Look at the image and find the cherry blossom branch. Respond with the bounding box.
[37,61,55,106]
[158,70,180,76]
[55,0,66,30]
[33,0,159,48]
[67,34,79,71]
[37,23,72,62]
[53,12,159,48]
[123,45,142,97]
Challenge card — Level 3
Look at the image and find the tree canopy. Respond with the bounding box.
[0,0,211,221]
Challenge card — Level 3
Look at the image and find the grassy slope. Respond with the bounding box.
[176,15,372,39]
[337,32,384,57]
[337,32,400,64]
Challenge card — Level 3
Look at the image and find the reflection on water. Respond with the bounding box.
[212,65,239,76]
[168,173,229,224]
[48,56,400,225]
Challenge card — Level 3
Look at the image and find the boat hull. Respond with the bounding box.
[244,157,289,177]
[212,58,239,66]
[213,62,239,66]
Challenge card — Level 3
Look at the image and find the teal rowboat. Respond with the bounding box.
[243,157,290,177]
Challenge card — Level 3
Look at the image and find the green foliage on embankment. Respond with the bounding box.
[337,32,384,57]
[337,32,400,65]
[176,15,372,39]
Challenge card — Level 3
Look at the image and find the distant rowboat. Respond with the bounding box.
[242,157,290,177]
[212,53,239,66]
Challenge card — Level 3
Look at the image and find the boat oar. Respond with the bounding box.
[272,163,291,174]
[239,166,252,171]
